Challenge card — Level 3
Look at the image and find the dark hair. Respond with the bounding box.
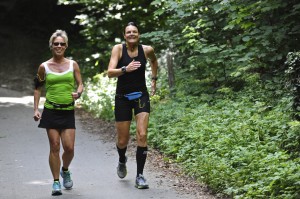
[124,22,139,33]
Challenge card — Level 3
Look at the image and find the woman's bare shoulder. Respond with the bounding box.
[142,45,154,53]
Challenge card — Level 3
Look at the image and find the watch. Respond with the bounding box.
[121,66,126,74]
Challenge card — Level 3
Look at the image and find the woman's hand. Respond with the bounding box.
[33,110,41,121]
[151,80,156,96]
[126,60,141,72]
[72,92,81,100]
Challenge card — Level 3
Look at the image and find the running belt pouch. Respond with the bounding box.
[124,92,143,100]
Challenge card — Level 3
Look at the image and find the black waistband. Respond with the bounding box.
[46,99,74,108]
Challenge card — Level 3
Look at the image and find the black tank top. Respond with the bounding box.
[116,44,147,94]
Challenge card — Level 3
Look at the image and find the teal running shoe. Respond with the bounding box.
[52,181,62,196]
[135,174,149,189]
[60,170,73,189]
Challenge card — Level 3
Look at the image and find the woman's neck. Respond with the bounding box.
[52,56,65,64]
[126,43,138,52]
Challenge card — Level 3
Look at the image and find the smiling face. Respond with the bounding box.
[124,25,140,44]
[51,36,67,56]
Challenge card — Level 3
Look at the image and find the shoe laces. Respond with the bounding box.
[137,174,147,185]
[53,181,61,189]
[63,171,71,181]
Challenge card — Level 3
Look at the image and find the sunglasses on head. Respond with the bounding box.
[53,42,66,47]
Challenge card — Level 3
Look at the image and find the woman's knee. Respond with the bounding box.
[50,142,60,153]
[137,130,147,143]
[63,144,74,154]
[117,136,129,147]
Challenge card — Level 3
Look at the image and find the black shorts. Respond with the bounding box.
[38,107,76,129]
[114,92,150,121]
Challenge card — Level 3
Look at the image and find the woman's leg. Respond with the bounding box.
[116,121,131,148]
[116,121,131,178]
[135,112,149,147]
[134,112,150,189]
[60,129,75,169]
[135,112,149,175]
[47,129,61,180]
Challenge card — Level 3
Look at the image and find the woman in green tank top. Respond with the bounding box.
[33,30,84,196]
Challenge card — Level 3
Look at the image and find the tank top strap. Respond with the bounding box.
[137,44,146,63]
[43,62,50,74]
[69,60,74,72]
[122,43,127,57]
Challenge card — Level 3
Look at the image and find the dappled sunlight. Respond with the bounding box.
[0,96,45,108]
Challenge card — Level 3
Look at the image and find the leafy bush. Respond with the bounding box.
[78,73,116,121]
[148,83,300,198]
[285,52,300,120]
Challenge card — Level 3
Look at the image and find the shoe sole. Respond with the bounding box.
[64,186,73,190]
[135,185,149,189]
[52,190,62,196]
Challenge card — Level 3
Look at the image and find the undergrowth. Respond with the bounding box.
[148,80,300,198]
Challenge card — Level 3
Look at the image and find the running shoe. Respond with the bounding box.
[117,156,127,179]
[60,170,73,189]
[52,181,62,196]
[135,174,149,189]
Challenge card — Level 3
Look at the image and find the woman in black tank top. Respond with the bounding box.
[107,22,158,189]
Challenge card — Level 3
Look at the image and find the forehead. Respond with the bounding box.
[125,25,138,32]
[53,36,65,42]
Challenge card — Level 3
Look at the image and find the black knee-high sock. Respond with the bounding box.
[117,145,127,163]
[62,167,68,172]
[136,146,148,177]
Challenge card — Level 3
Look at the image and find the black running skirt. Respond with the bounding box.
[38,107,76,129]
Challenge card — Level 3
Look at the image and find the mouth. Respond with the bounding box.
[128,36,137,40]
[54,49,63,54]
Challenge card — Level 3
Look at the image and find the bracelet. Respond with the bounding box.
[151,77,158,81]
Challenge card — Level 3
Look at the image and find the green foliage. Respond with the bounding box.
[78,73,116,121]
[144,0,300,95]
[285,52,300,120]
[58,0,166,77]
[148,83,300,198]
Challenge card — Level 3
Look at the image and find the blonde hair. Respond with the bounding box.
[49,30,68,48]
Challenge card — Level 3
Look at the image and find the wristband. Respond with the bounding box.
[151,77,158,81]
[77,92,81,98]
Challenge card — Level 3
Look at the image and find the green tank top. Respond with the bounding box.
[43,60,75,110]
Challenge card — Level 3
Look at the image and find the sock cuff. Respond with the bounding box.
[137,146,148,151]
[137,146,148,150]
[62,167,68,171]
[117,145,127,150]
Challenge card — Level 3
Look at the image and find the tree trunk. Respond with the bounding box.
[167,51,175,96]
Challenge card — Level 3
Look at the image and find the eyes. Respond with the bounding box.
[52,42,66,47]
